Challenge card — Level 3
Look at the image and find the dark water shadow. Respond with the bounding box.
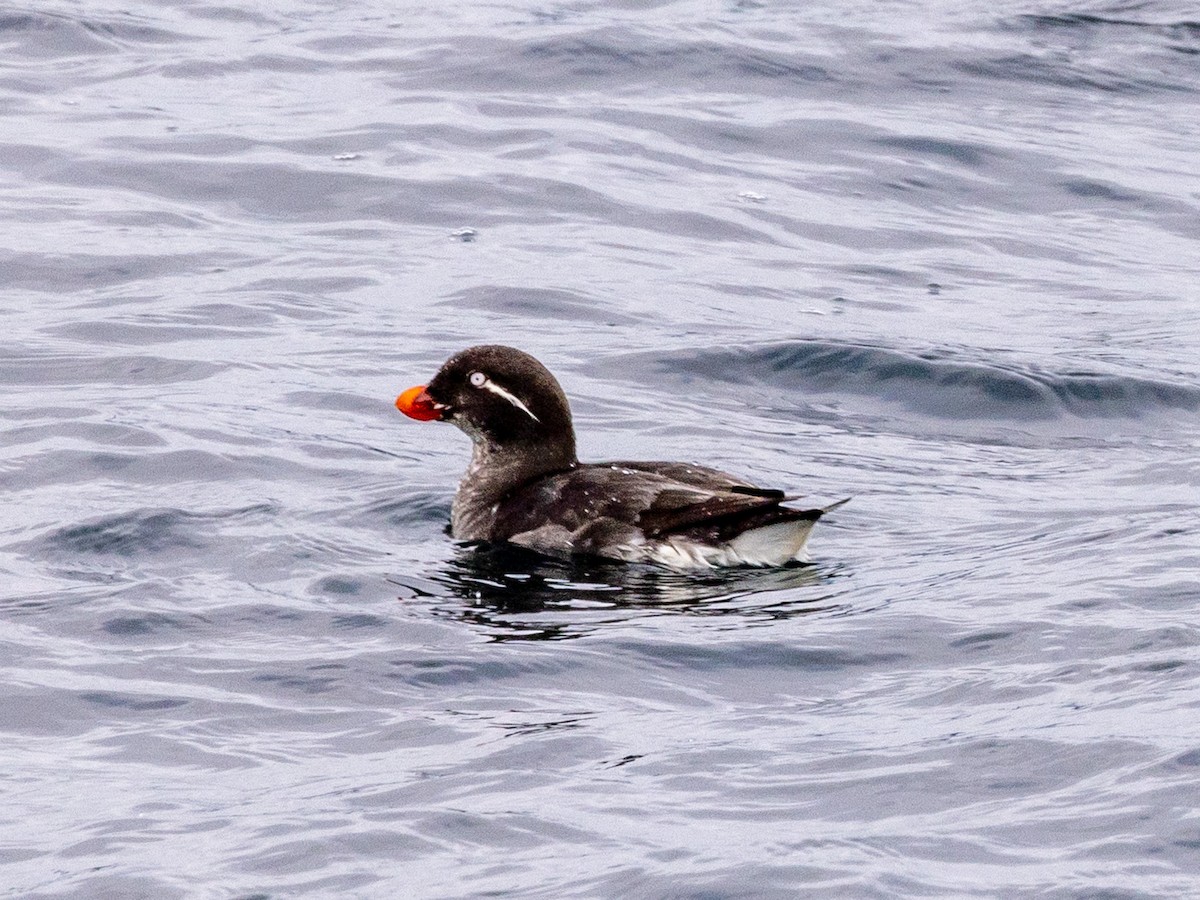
[391,543,851,642]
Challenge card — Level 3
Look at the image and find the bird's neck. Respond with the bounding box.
[450,437,576,540]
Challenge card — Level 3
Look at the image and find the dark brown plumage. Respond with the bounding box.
[397,344,844,569]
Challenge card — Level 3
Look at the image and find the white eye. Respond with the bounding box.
[469,371,486,387]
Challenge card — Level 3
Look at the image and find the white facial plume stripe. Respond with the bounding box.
[479,376,540,423]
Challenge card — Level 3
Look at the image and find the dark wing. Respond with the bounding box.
[605,461,791,500]
[635,487,789,537]
[493,463,801,546]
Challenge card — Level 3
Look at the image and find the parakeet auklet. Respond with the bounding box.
[396,345,846,569]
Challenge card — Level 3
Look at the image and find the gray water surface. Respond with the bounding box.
[2,1,1199,897]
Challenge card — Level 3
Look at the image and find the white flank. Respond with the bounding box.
[643,520,818,570]
[480,377,539,422]
[724,520,816,566]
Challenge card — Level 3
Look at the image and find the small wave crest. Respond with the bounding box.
[626,341,1200,422]
[36,504,273,557]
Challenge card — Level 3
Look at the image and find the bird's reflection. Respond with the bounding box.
[393,543,850,642]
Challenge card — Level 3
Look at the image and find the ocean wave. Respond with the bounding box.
[36,504,273,557]
[621,341,1200,421]
[0,351,223,386]
[0,9,186,59]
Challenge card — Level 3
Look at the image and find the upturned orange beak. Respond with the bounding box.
[395,385,445,421]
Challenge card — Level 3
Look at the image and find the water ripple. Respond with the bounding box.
[614,340,1200,421]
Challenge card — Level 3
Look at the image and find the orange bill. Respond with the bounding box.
[395,384,444,421]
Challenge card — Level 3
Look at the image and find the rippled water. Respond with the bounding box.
[3,1,1199,896]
